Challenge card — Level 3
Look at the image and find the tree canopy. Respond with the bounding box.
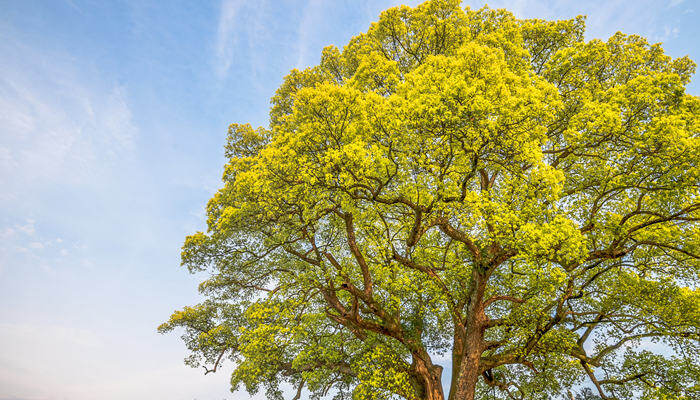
[159,1,700,399]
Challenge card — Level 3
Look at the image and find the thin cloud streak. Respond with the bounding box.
[0,39,137,193]
[295,0,324,69]
[0,34,138,277]
[215,0,245,78]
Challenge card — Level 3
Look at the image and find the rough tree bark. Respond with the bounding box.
[451,271,488,400]
[414,356,445,400]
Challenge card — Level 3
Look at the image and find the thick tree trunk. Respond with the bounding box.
[451,325,483,400]
[450,272,487,400]
[447,326,464,400]
[414,356,445,400]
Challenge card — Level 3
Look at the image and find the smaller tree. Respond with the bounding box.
[161,1,700,400]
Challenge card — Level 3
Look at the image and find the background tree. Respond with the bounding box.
[159,1,699,399]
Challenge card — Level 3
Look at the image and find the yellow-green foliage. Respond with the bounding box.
[161,1,699,399]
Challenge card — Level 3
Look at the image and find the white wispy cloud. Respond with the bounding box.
[0,32,137,276]
[0,217,70,275]
[0,40,136,196]
[295,0,325,69]
[215,0,246,78]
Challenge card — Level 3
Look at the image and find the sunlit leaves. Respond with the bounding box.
[162,1,699,399]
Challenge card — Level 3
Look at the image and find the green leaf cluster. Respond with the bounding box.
[162,1,699,399]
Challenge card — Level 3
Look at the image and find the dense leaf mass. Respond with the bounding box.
[160,1,700,399]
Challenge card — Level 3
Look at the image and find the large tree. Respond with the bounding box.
[160,1,699,399]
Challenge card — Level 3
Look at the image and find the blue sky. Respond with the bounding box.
[0,0,697,399]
